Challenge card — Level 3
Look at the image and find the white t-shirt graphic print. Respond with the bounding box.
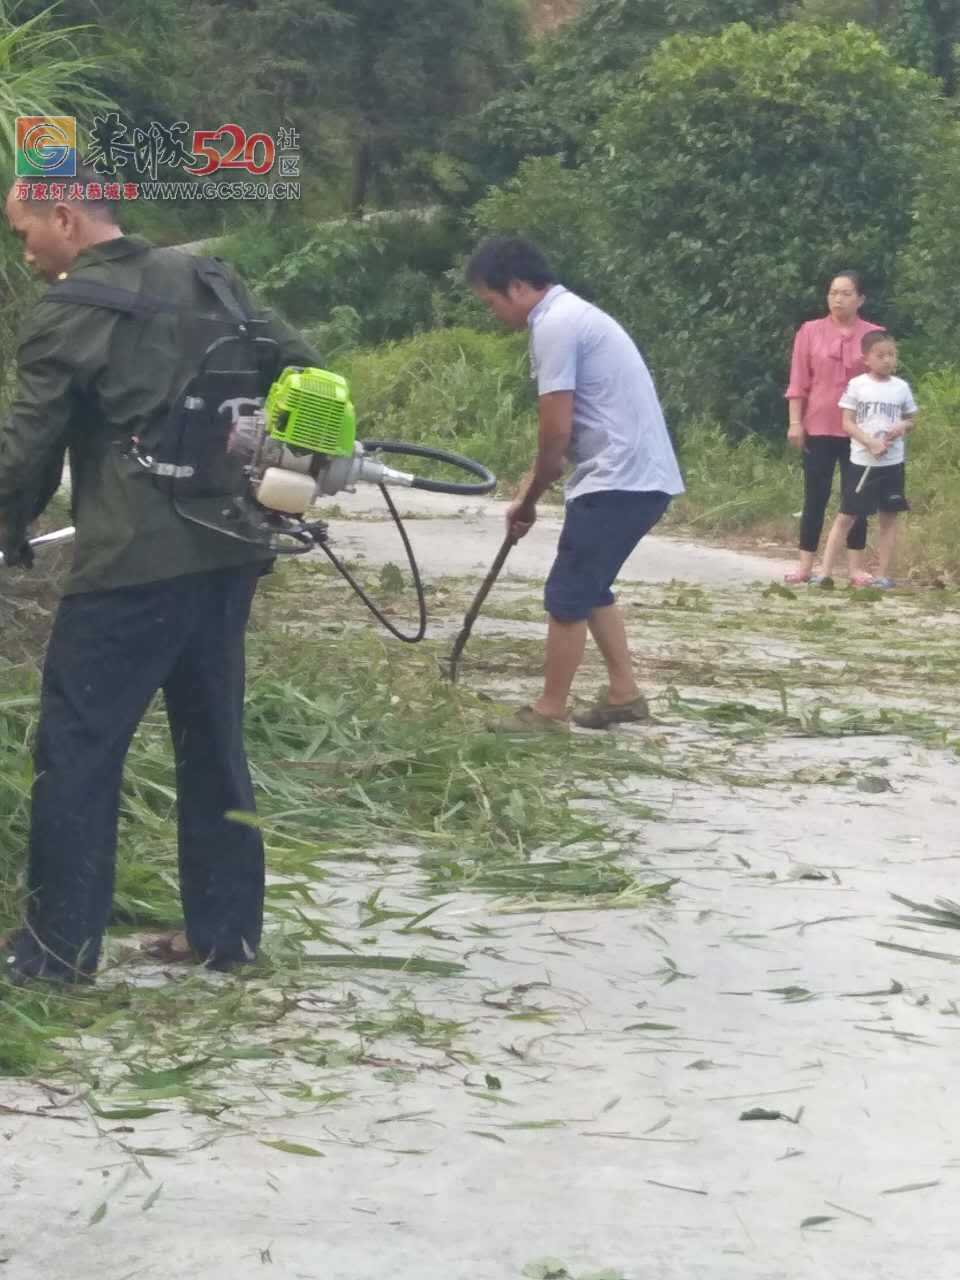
[838,374,918,468]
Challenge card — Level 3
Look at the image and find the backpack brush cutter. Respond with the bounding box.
[2,364,497,644]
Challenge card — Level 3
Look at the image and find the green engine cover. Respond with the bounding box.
[264,367,357,456]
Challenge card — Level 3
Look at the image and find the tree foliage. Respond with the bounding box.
[793,0,960,91]
[582,22,943,433]
[232,210,467,344]
[459,0,794,186]
[475,21,945,434]
[896,118,960,367]
[17,0,528,215]
[472,156,598,296]
[325,0,528,210]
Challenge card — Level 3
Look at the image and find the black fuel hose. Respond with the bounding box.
[315,484,428,644]
[316,443,495,642]
[360,440,496,496]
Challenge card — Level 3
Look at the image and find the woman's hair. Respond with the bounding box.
[465,236,556,293]
[829,270,864,295]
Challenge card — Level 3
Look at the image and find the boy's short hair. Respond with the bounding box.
[862,330,894,355]
[465,236,555,293]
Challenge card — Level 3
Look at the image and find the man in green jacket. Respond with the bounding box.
[2,167,317,984]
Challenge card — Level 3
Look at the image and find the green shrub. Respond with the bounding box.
[333,327,537,486]
[203,209,314,281]
[236,212,470,346]
[471,156,601,301]
[670,419,799,534]
[896,366,960,580]
[896,119,960,368]
[589,23,942,438]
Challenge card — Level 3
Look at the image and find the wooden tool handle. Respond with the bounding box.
[447,533,518,681]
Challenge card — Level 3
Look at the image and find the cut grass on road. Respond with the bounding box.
[0,560,673,1084]
[5,561,960,1280]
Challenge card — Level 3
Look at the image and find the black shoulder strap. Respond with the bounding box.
[192,257,251,325]
[41,280,179,317]
[41,255,253,325]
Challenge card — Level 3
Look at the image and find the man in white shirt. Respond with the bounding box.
[467,237,684,730]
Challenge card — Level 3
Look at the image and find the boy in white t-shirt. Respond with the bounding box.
[817,331,917,589]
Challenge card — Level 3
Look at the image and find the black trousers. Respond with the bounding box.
[14,565,264,979]
[800,436,867,553]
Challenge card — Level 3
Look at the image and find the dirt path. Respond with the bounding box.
[4,507,959,1280]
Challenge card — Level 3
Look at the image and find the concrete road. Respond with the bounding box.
[322,488,792,587]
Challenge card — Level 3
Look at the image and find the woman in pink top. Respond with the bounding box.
[784,272,884,585]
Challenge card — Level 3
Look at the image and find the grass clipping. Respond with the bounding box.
[0,561,671,1080]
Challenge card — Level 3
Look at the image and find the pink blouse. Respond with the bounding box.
[785,316,884,438]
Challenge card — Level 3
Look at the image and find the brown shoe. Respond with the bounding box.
[572,690,650,730]
[489,705,569,734]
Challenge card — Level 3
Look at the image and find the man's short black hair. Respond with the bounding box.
[466,236,556,293]
[14,159,120,223]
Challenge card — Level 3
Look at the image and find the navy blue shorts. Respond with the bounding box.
[544,490,671,622]
[841,463,909,517]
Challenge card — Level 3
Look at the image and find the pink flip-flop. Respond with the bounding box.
[784,568,812,584]
[849,572,875,588]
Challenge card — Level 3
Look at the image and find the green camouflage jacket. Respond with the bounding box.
[0,234,318,593]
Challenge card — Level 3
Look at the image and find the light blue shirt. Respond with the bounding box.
[528,285,684,502]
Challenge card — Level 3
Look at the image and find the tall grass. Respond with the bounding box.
[333,327,538,489]
[895,368,960,580]
[0,4,114,168]
[668,419,799,538]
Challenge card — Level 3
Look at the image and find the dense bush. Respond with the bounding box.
[895,366,960,580]
[588,23,942,437]
[895,119,960,369]
[473,23,942,439]
[457,0,796,187]
[471,156,600,300]
[225,211,470,347]
[332,327,537,485]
